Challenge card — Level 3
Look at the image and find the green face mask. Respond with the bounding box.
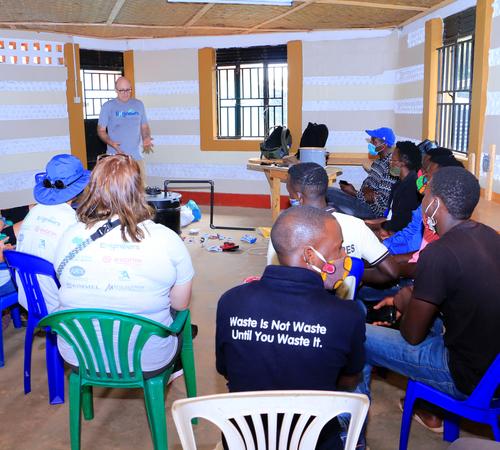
[390,165,401,177]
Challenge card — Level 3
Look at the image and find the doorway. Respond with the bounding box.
[79,49,123,170]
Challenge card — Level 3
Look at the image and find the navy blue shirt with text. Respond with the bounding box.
[216,265,366,392]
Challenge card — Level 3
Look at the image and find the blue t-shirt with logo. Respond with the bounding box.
[98,98,148,160]
[216,265,366,392]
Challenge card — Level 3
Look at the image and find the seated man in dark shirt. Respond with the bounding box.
[359,167,500,430]
[367,140,422,234]
[216,205,366,449]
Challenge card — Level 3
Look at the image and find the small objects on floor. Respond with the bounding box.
[256,226,271,239]
[207,244,222,252]
[189,228,200,235]
[221,242,239,252]
[240,234,257,244]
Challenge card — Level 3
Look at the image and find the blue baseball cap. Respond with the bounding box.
[365,127,396,147]
[34,154,90,205]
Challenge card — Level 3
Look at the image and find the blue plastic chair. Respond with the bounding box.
[0,273,22,366]
[349,257,364,299]
[3,250,65,405]
[399,353,500,450]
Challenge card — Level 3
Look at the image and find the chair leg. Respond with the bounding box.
[490,418,500,441]
[69,372,82,450]
[23,320,36,395]
[181,315,197,400]
[399,381,417,450]
[143,376,168,450]
[46,330,65,404]
[443,415,460,442]
[82,386,94,421]
[0,326,4,368]
[11,306,22,328]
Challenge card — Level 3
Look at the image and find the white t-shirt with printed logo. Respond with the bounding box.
[16,203,78,313]
[54,219,195,372]
[267,211,389,267]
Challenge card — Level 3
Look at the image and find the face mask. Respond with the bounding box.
[424,198,440,234]
[389,165,401,177]
[368,143,384,156]
[305,246,352,291]
[289,197,301,207]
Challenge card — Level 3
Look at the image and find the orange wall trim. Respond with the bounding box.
[175,191,290,209]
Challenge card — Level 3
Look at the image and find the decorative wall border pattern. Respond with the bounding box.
[325,131,418,147]
[0,80,66,92]
[304,65,424,87]
[147,163,264,181]
[0,104,68,120]
[303,98,423,114]
[0,38,64,66]
[153,134,200,146]
[0,171,37,193]
[136,80,198,96]
[0,135,70,156]
[486,91,500,115]
[147,107,199,121]
[407,28,425,48]
[489,47,500,67]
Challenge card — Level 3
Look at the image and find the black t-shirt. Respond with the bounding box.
[413,221,500,395]
[383,171,421,232]
[216,265,366,392]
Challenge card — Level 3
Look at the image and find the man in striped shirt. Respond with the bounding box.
[327,127,398,219]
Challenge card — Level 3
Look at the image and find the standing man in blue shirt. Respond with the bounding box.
[97,76,153,180]
[216,206,366,449]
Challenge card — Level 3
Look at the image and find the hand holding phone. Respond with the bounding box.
[366,305,398,325]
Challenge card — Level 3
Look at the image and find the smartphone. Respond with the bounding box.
[366,305,397,324]
[339,180,349,186]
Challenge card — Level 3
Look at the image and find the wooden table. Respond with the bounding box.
[247,159,342,221]
[327,153,374,173]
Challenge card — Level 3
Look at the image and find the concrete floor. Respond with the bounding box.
[0,205,494,450]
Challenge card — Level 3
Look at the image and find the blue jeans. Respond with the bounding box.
[359,319,467,400]
[326,188,378,220]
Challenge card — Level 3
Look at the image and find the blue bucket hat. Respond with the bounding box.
[365,127,396,147]
[34,154,91,205]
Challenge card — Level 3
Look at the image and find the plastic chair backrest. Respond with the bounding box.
[172,390,369,450]
[466,353,500,409]
[3,250,59,320]
[39,308,188,385]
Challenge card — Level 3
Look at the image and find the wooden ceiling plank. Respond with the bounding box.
[398,0,455,28]
[184,4,215,27]
[311,0,427,12]
[247,0,314,31]
[106,0,127,25]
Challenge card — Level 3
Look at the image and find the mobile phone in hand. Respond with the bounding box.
[339,180,349,186]
[366,305,397,324]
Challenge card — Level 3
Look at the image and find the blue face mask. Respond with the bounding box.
[290,198,301,207]
[368,142,385,156]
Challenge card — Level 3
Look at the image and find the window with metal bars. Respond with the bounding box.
[216,45,287,139]
[436,7,475,154]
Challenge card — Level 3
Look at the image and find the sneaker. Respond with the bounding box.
[399,398,443,433]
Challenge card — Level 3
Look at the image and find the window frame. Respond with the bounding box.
[198,41,302,152]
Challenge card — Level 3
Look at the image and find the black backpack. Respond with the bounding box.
[299,122,329,148]
[260,126,292,160]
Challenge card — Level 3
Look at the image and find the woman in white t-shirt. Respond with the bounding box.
[54,154,194,373]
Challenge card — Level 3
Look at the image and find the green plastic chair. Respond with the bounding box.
[38,308,197,450]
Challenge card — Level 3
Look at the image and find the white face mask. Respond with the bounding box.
[424,198,440,233]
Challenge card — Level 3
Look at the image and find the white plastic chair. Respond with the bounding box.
[172,390,369,450]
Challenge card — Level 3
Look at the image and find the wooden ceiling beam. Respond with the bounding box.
[398,0,454,28]
[0,20,310,33]
[106,0,127,25]
[311,0,427,12]
[184,4,215,27]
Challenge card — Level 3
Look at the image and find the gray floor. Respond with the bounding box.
[0,206,490,449]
